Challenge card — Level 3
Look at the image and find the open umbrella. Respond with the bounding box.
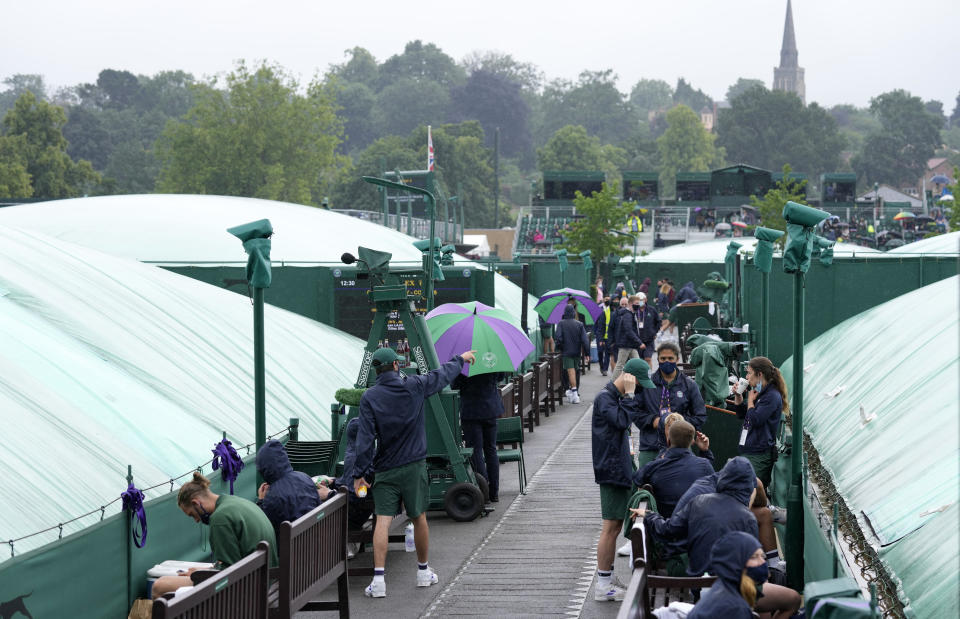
[892,212,915,221]
[425,301,534,376]
[534,287,602,325]
[938,192,954,202]
[715,222,732,231]
[930,174,950,184]
[731,221,748,229]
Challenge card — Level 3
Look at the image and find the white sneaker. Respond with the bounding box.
[616,541,632,557]
[594,583,626,602]
[565,389,573,402]
[417,568,439,587]
[364,579,386,598]
[570,391,581,403]
[769,505,788,524]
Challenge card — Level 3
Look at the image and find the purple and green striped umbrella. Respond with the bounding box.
[534,287,603,326]
[425,301,534,376]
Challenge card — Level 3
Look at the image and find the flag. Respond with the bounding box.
[427,125,435,171]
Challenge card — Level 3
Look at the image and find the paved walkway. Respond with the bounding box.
[303,367,630,618]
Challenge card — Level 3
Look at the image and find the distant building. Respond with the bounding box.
[857,185,922,209]
[773,0,806,104]
[919,157,956,194]
[699,101,729,133]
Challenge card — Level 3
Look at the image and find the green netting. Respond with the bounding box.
[0,226,364,557]
[782,275,959,618]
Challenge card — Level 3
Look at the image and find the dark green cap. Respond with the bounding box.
[623,358,656,388]
[371,347,400,367]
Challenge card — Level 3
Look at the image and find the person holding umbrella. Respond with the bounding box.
[425,301,536,504]
[556,303,590,403]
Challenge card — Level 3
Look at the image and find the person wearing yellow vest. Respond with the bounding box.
[593,296,614,376]
[627,213,643,234]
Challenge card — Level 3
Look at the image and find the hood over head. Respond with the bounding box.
[709,531,762,587]
[563,304,577,319]
[716,457,756,505]
[256,439,294,484]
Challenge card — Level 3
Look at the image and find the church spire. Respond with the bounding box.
[780,0,799,68]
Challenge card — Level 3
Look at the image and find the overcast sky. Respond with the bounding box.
[4,0,957,110]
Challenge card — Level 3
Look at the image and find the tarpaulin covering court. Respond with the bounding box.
[0,226,364,557]
[782,275,959,618]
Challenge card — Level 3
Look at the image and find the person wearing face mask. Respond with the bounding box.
[645,342,706,458]
[150,472,278,598]
[687,532,767,619]
[612,295,644,378]
[634,293,661,365]
[593,296,613,376]
[729,356,788,489]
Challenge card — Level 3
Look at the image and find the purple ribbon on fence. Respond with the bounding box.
[211,439,244,494]
[121,483,147,548]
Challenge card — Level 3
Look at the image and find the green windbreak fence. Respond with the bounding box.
[493,262,589,299]
[741,255,959,365]
[0,455,260,619]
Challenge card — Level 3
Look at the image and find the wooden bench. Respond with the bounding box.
[533,360,551,418]
[153,541,271,619]
[543,353,565,410]
[514,371,536,432]
[500,381,515,418]
[617,502,718,619]
[272,492,350,618]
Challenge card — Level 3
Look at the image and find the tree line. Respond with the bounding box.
[1,41,957,226]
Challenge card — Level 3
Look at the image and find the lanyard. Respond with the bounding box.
[659,386,671,413]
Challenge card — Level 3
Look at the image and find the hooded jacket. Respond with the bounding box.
[591,382,646,487]
[644,457,758,575]
[555,305,589,358]
[255,440,321,529]
[644,370,707,451]
[354,356,465,476]
[688,531,761,619]
[674,281,698,305]
[334,418,360,490]
[613,306,644,350]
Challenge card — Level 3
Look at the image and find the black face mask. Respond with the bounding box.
[194,503,211,525]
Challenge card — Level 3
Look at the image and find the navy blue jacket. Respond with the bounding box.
[645,371,707,451]
[607,306,626,345]
[635,304,661,345]
[644,457,758,576]
[674,281,698,305]
[613,307,644,350]
[335,418,360,491]
[591,382,646,487]
[632,447,715,517]
[452,372,504,421]
[354,356,464,476]
[733,385,783,454]
[256,440,321,529]
[555,305,589,358]
[593,305,613,342]
[688,531,761,619]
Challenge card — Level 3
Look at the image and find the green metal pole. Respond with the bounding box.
[125,464,133,610]
[786,272,805,590]
[254,286,266,486]
[427,195,436,311]
[761,271,769,357]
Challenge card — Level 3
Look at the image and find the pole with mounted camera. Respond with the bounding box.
[752,227,785,358]
[781,201,830,590]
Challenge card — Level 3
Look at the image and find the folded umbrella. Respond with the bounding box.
[425,301,534,377]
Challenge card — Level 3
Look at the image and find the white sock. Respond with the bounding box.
[597,570,612,588]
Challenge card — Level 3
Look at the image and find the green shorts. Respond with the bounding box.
[541,325,554,338]
[372,459,429,518]
[742,450,774,488]
[562,356,579,370]
[599,484,631,521]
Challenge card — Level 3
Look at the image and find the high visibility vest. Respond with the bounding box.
[603,306,611,329]
[628,216,642,233]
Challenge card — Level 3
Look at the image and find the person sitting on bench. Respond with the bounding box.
[255,439,321,530]
[688,531,766,619]
[633,420,715,518]
[151,472,277,599]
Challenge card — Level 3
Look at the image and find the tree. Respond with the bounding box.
[925,100,946,128]
[373,77,450,137]
[536,125,626,181]
[461,51,543,94]
[852,89,942,187]
[156,61,344,205]
[0,74,47,119]
[328,47,379,88]
[717,87,843,176]
[726,78,765,103]
[946,168,960,230]
[378,40,465,90]
[560,182,635,260]
[0,134,32,196]
[951,91,960,127]
[450,69,533,163]
[334,81,378,153]
[749,164,808,236]
[673,78,712,113]
[657,105,724,197]
[1,91,99,197]
[629,79,673,117]
[534,70,635,146]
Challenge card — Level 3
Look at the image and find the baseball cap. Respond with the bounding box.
[623,358,656,388]
[371,347,400,367]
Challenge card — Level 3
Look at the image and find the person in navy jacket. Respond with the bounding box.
[729,356,788,488]
[632,420,714,517]
[453,372,504,502]
[555,303,590,403]
[688,532,766,619]
[353,346,476,598]
[591,358,656,602]
[642,342,706,464]
[255,439,321,530]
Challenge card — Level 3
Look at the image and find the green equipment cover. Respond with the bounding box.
[753,227,785,274]
[226,219,274,288]
[688,340,741,406]
[782,201,829,274]
[813,235,835,267]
